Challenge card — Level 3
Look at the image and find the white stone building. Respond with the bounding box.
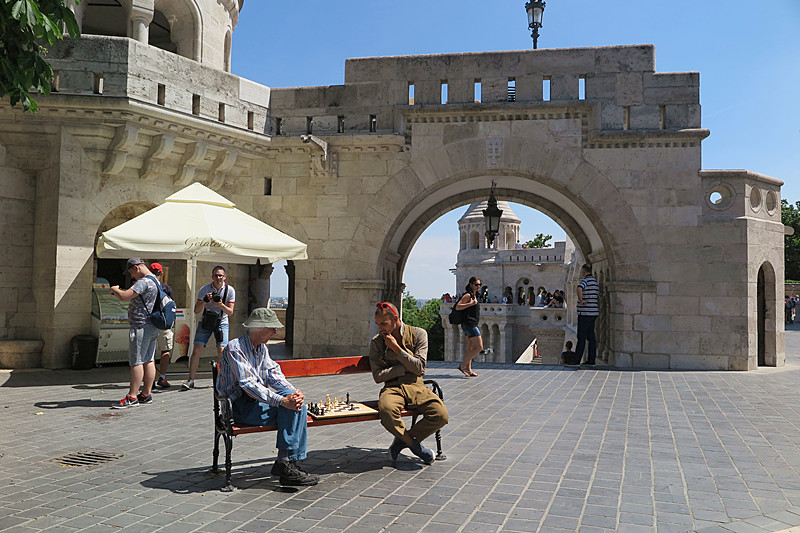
[0,1,785,370]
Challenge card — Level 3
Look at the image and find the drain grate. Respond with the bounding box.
[53,449,121,467]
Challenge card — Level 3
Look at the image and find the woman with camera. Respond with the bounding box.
[184,265,236,390]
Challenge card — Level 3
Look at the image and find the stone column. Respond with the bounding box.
[128,0,154,43]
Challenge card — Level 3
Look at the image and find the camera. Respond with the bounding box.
[203,291,222,303]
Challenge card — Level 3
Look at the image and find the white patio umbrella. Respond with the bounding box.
[96,182,307,361]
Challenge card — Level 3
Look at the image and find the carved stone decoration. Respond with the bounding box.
[208,149,239,190]
[485,138,502,168]
[102,124,140,177]
[173,141,208,187]
[311,151,338,178]
[139,134,176,181]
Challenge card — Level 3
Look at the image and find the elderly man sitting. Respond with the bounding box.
[216,308,319,486]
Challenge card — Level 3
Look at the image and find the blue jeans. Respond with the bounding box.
[232,390,308,461]
[576,314,598,365]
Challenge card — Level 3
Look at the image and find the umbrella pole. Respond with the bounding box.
[187,255,198,366]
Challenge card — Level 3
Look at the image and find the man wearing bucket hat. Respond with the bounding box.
[216,308,320,486]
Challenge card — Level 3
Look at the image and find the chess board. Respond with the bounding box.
[307,402,378,419]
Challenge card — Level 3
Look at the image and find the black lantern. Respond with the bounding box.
[483,182,503,248]
[525,1,546,49]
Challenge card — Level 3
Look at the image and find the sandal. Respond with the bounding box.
[468,370,479,377]
[457,365,471,377]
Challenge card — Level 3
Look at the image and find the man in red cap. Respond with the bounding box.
[149,263,175,388]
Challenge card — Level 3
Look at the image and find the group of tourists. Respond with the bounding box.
[786,295,798,324]
[109,255,599,487]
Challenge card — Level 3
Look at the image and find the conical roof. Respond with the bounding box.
[458,201,520,224]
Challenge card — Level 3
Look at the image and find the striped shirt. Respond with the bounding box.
[216,333,294,407]
[577,274,600,316]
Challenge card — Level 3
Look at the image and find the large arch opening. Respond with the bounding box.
[397,193,603,366]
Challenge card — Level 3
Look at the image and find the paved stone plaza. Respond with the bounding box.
[3,331,800,533]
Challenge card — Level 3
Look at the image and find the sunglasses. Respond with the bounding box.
[375,302,399,320]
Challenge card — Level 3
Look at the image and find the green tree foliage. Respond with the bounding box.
[401,292,444,360]
[782,199,800,281]
[525,233,553,249]
[0,0,80,112]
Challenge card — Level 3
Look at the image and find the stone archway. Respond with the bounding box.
[757,261,777,366]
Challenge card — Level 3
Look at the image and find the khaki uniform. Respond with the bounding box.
[368,324,449,442]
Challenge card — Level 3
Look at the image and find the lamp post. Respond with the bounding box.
[525,1,546,49]
[483,182,503,248]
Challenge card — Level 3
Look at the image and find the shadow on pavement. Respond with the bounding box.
[141,447,391,493]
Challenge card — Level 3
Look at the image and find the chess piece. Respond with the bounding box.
[346,393,350,404]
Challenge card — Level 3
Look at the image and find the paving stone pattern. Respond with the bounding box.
[4,331,800,532]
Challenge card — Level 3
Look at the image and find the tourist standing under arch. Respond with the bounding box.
[456,277,482,377]
[575,264,600,366]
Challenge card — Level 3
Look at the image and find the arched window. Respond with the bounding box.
[470,231,480,250]
[460,231,467,250]
[149,9,177,53]
[223,30,232,72]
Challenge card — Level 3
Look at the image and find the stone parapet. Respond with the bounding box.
[45,36,270,135]
[271,45,700,136]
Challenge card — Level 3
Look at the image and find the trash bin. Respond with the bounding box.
[71,335,98,370]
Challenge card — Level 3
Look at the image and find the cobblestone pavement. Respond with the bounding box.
[3,330,800,533]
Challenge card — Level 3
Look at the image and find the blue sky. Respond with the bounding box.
[232,1,800,299]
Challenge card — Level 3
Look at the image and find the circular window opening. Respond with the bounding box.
[556,315,562,321]
[750,187,762,212]
[541,314,547,321]
[766,190,777,215]
[706,183,735,211]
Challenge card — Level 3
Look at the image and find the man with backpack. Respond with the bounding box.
[109,257,160,408]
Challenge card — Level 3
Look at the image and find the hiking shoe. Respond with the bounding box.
[156,377,171,389]
[181,379,195,390]
[272,461,320,486]
[388,437,407,463]
[409,439,435,465]
[137,393,153,404]
[112,395,139,409]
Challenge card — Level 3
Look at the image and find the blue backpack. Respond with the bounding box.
[144,275,176,330]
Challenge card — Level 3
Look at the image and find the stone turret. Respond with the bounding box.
[69,0,241,72]
[458,201,521,251]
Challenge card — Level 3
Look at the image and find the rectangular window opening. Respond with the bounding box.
[191,94,200,116]
[218,103,226,122]
[659,105,666,129]
[440,80,448,104]
[474,80,482,103]
[306,116,313,134]
[247,111,254,130]
[578,76,586,100]
[507,78,516,102]
[264,177,272,196]
[157,83,165,105]
[52,71,60,92]
[369,115,377,132]
[623,106,630,130]
[275,117,283,135]
[337,115,345,133]
[93,72,104,94]
[542,76,551,102]
[408,82,415,105]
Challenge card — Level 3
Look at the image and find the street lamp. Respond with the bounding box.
[525,1,546,49]
[483,182,503,248]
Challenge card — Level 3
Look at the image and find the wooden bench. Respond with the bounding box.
[211,356,446,491]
